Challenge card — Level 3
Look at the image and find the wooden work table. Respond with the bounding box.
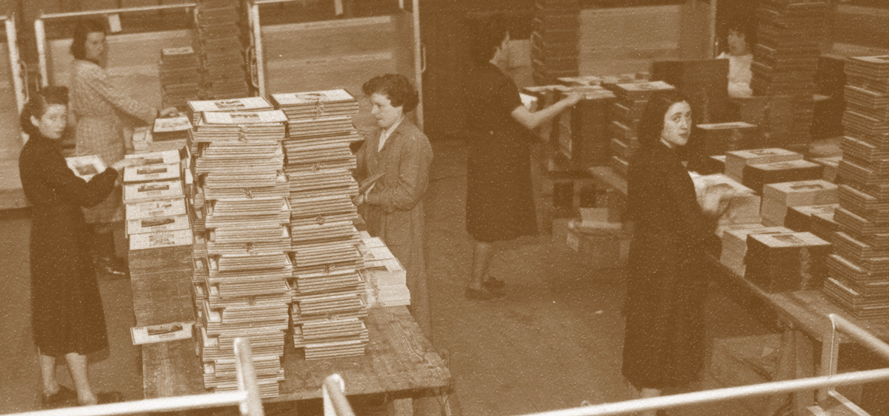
[142,306,450,407]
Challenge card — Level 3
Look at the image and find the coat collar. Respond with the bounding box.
[378,119,411,152]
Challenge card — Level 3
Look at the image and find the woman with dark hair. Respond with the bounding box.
[70,19,177,276]
[717,21,754,98]
[355,74,434,338]
[622,91,727,415]
[463,14,581,300]
[19,86,133,407]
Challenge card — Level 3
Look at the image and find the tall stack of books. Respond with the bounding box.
[194,0,250,99]
[159,47,201,110]
[751,0,828,147]
[189,107,291,397]
[609,81,676,176]
[271,89,369,360]
[123,150,193,327]
[554,85,616,168]
[531,0,580,85]
[823,55,889,319]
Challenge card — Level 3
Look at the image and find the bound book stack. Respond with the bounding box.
[123,150,194,327]
[194,0,250,99]
[720,225,792,276]
[270,89,368,360]
[745,231,832,293]
[751,0,828,146]
[760,180,837,226]
[358,235,410,307]
[692,122,758,156]
[784,204,840,241]
[610,81,676,176]
[723,148,803,185]
[531,0,580,85]
[743,160,824,195]
[557,75,603,87]
[554,85,616,167]
[186,96,274,126]
[189,107,290,398]
[823,55,889,319]
[159,47,201,110]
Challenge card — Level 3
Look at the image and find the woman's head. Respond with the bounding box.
[21,86,69,139]
[362,74,418,129]
[70,19,107,62]
[467,13,508,66]
[638,90,692,148]
[725,21,752,56]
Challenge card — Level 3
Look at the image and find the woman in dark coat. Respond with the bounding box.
[463,14,581,300]
[622,90,726,415]
[19,86,130,407]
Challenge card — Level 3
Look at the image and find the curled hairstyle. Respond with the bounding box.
[362,74,419,113]
[70,19,106,61]
[637,90,691,147]
[466,13,507,66]
[20,86,69,137]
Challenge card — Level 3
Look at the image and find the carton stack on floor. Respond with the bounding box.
[159,47,201,110]
[194,0,250,99]
[531,0,580,85]
[123,150,194,327]
[609,81,675,176]
[189,105,291,397]
[271,89,369,360]
[751,0,827,148]
[823,55,889,319]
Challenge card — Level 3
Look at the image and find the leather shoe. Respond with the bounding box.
[41,385,77,409]
[482,276,505,290]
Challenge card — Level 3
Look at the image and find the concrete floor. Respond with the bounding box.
[0,139,774,416]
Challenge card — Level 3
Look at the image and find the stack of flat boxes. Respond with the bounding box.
[271,90,370,360]
[760,180,837,227]
[824,55,889,319]
[609,81,675,176]
[554,85,616,168]
[189,107,291,398]
[195,0,250,99]
[531,0,580,85]
[124,150,194,327]
[159,47,201,110]
[751,0,828,147]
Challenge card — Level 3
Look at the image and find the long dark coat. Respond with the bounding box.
[19,132,119,356]
[464,62,537,242]
[622,142,716,389]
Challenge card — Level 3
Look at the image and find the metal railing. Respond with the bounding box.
[6,338,264,416]
[512,314,889,416]
[323,374,356,416]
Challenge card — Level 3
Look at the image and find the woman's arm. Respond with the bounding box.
[39,153,119,208]
[510,92,582,131]
[365,133,432,213]
[81,64,158,125]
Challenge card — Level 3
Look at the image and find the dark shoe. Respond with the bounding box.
[481,276,505,290]
[42,385,77,409]
[465,287,505,300]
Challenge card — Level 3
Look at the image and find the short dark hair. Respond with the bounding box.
[723,19,754,51]
[362,74,419,113]
[638,90,691,147]
[70,19,106,60]
[21,86,69,137]
[467,13,507,65]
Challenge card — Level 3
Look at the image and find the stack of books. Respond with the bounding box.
[784,204,840,241]
[724,148,803,184]
[122,150,193,327]
[745,231,832,292]
[692,122,758,157]
[609,81,676,176]
[270,89,369,360]
[159,47,201,110]
[823,55,889,319]
[194,0,250,99]
[720,225,792,276]
[531,0,580,85]
[189,106,290,398]
[186,96,274,126]
[358,234,410,307]
[554,85,616,167]
[751,0,828,146]
[760,180,837,226]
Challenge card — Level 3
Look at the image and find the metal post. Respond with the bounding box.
[34,17,48,87]
[251,3,266,98]
[323,374,355,416]
[411,0,423,131]
[234,338,264,416]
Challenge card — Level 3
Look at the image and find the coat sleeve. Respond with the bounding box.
[658,159,717,246]
[40,154,119,208]
[84,67,157,125]
[366,133,432,213]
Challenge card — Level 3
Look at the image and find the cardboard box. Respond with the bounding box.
[566,223,622,270]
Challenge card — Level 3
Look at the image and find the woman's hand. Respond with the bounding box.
[159,107,179,118]
[563,91,584,107]
[110,158,137,171]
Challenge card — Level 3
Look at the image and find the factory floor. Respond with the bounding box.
[0,139,775,416]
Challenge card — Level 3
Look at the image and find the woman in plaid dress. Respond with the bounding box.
[70,19,177,275]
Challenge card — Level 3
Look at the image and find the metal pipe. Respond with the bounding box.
[34,18,48,87]
[514,369,889,416]
[234,338,265,416]
[250,3,266,97]
[831,314,889,361]
[323,375,356,416]
[9,392,248,416]
[6,14,25,113]
[411,0,423,130]
[40,4,196,21]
